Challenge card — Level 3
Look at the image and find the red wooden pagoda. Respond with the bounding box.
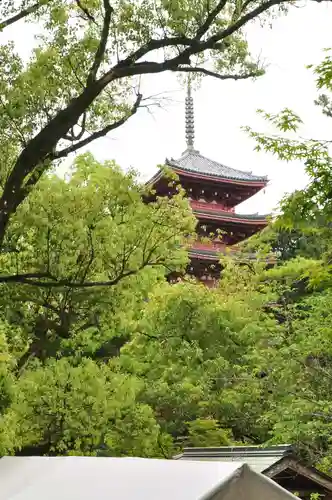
[147,84,269,284]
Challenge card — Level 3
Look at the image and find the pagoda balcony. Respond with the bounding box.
[190,241,238,256]
[189,241,276,263]
[190,200,235,213]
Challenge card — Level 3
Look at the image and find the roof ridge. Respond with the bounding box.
[181,150,254,177]
[181,445,293,457]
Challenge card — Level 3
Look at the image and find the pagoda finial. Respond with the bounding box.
[185,76,195,150]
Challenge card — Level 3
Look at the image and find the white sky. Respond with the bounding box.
[3,2,332,214]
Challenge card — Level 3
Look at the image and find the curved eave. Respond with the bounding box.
[167,161,268,188]
[146,165,268,189]
[145,168,164,187]
[194,210,269,225]
[189,249,220,261]
[189,248,276,263]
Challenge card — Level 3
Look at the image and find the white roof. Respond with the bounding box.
[0,456,297,500]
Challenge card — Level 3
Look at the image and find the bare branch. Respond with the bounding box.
[174,66,263,80]
[0,1,48,31]
[23,159,52,191]
[74,112,87,141]
[53,93,142,159]
[87,0,114,86]
[64,112,87,142]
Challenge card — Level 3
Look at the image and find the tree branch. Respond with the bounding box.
[67,56,86,89]
[53,93,142,159]
[174,66,263,80]
[74,0,97,25]
[0,0,286,249]
[86,0,113,86]
[195,0,228,40]
[0,254,169,288]
[0,267,150,288]
[0,1,48,31]
[206,0,284,47]
[79,226,95,283]
[115,36,195,69]
[0,96,27,147]
[0,272,52,283]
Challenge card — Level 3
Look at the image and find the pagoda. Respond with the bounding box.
[147,84,269,284]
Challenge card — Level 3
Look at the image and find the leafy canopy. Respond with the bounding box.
[0,0,325,254]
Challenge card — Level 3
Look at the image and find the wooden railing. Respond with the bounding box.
[189,200,235,213]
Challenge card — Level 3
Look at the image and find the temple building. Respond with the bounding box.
[147,84,269,284]
[175,445,332,499]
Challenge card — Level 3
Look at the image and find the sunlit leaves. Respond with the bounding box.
[2,357,163,456]
[0,152,197,455]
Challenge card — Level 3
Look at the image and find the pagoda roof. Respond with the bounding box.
[189,247,225,261]
[166,149,268,184]
[193,208,269,224]
[188,247,271,262]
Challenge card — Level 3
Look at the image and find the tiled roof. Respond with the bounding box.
[189,248,221,261]
[174,445,292,474]
[189,248,275,263]
[167,149,268,183]
[193,209,268,222]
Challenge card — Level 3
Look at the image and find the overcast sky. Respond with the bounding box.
[3,2,332,214]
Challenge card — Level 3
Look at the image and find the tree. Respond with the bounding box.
[250,278,332,471]
[0,0,328,260]
[4,152,332,461]
[0,152,197,455]
[245,51,332,230]
[241,223,327,261]
[0,152,195,367]
[1,357,169,457]
[120,275,277,450]
[116,246,332,469]
[240,52,332,471]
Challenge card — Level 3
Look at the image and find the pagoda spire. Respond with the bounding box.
[185,77,195,150]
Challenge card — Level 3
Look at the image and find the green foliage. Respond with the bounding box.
[2,144,332,469]
[0,152,196,455]
[3,358,163,456]
[186,419,233,447]
[0,0,285,247]
[120,280,275,448]
[0,0,288,457]
[3,4,332,476]
[241,223,326,261]
[245,54,332,227]
[239,51,332,473]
